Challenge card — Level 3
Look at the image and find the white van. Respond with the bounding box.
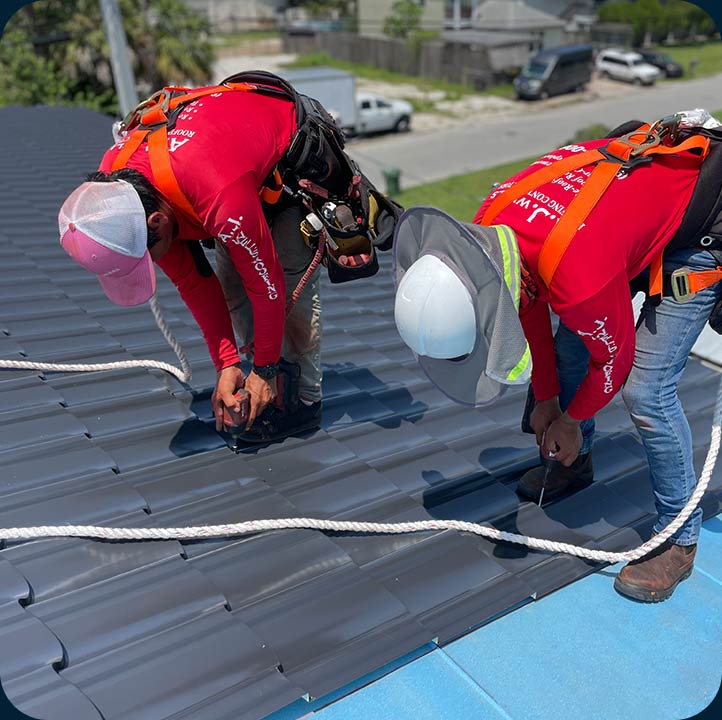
[596,49,661,86]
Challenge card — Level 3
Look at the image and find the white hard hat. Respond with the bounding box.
[394,254,476,359]
[392,206,530,406]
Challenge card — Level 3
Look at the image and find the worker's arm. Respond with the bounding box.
[156,239,246,431]
[156,238,240,371]
[204,173,286,426]
[541,273,635,465]
[519,297,560,402]
[559,273,635,421]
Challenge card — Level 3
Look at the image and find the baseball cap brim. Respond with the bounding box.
[97,250,156,306]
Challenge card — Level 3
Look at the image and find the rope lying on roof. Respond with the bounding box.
[0,296,719,565]
[0,296,191,383]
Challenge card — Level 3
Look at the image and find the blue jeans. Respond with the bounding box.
[555,247,722,546]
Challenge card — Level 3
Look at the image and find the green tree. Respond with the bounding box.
[0,0,214,114]
[383,0,422,40]
[598,0,717,46]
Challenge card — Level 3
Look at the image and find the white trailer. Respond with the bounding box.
[279,67,359,135]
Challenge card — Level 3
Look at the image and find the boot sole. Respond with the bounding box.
[613,566,693,603]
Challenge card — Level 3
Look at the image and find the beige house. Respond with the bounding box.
[185,0,285,31]
[358,0,445,40]
[472,0,567,49]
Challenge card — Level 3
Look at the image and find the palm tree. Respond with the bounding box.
[1,0,214,113]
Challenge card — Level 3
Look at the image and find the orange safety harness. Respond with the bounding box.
[111,82,285,231]
[481,118,721,302]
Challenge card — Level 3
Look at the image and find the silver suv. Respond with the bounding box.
[596,49,661,86]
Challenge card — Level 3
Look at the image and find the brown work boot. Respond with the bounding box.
[516,452,593,503]
[614,540,696,603]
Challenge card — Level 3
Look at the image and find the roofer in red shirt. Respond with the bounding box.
[58,72,398,444]
[393,111,722,601]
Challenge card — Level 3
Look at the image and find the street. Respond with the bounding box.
[346,73,722,189]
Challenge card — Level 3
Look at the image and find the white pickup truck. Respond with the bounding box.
[279,67,413,137]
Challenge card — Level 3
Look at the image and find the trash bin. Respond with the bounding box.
[383,167,401,196]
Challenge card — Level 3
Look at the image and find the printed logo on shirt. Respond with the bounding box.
[576,317,618,394]
[217,215,279,301]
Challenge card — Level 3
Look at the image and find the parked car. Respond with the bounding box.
[633,49,684,78]
[356,92,413,135]
[596,48,662,86]
[513,44,594,100]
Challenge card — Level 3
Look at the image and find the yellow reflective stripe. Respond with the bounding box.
[507,344,531,382]
[495,224,521,308]
[494,225,514,297]
[500,224,520,307]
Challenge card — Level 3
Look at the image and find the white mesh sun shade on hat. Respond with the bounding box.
[58,180,157,306]
[393,206,530,406]
[58,180,148,258]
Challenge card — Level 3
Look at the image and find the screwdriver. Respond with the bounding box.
[221,389,251,451]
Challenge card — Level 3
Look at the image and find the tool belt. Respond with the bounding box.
[222,72,403,283]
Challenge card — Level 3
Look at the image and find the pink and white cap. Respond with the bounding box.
[58,180,156,306]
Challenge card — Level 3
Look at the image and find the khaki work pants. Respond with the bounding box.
[214,203,323,403]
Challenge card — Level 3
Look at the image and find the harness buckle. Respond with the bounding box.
[599,131,661,171]
[670,267,695,302]
[650,113,683,144]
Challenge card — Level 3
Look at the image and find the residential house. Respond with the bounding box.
[472,0,567,50]
[185,0,285,32]
[358,0,445,39]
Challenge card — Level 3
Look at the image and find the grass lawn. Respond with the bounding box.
[394,157,533,220]
[393,108,722,219]
[213,31,279,49]
[658,41,722,79]
[284,52,515,100]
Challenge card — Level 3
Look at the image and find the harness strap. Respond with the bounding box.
[481,149,604,227]
[259,168,283,205]
[668,265,722,302]
[482,127,712,296]
[650,253,664,297]
[538,159,620,287]
[147,125,203,226]
[111,129,149,171]
[110,82,291,230]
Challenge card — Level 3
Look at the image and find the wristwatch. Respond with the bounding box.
[252,362,280,380]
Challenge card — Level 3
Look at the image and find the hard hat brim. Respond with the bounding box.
[392,206,529,406]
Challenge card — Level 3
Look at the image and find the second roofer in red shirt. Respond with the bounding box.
[58,73,397,444]
[393,112,722,602]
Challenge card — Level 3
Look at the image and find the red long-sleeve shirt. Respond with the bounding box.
[475,138,704,420]
[100,89,297,370]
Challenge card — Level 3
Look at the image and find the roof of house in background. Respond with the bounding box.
[1,104,722,720]
[473,0,566,31]
[523,0,596,21]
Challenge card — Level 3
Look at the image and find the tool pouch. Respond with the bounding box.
[222,69,403,284]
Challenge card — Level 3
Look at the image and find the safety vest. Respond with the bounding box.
[481,116,717,302]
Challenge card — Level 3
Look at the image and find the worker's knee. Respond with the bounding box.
[621,376,655,416]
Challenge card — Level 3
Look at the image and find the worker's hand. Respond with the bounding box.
[542,413,582,467]
[529,397,562,447]
[212,364,245,432]
[244,370,277,429]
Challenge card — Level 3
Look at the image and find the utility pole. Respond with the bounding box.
[98,0,139,117]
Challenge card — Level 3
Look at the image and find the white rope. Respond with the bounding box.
[0,295,191,384]
[0,294,719,565]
